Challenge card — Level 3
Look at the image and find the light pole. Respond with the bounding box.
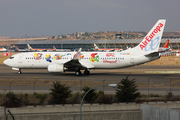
[80,84,117,120]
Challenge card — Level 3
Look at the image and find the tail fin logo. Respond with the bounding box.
[144,36,160,52]
[94,44,98,50]
[163,40,169,48]
[28,44,32,50]
[140,23,164,50]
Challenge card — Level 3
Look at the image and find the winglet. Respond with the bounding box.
[73,48,82,59]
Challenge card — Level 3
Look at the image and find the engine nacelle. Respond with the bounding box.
[48,64,65,72]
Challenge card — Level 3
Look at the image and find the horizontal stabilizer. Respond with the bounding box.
[145,52,159,57]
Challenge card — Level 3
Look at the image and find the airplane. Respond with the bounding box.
[0,47,7,52]
[94,43,122,51]
[3,19,166,75]
[15,46,28,52]
[28,44,56,51]
[158,39,170,52]
[169,46,180,53]
[171,49,180,53]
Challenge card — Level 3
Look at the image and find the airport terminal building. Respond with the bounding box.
[12,38,180,51]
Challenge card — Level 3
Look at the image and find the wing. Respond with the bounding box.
[64,48,94,70]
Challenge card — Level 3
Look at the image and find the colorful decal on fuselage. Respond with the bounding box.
[45,54,52,63]
[53,53,71,60]
[79,54,84,60]
[90,53,99,62]
[104,53,118,63]
[34,53,42,60]
[106,53,115,57]
[103,60,117,64]
[73,53,84,60]
[53,54,63,60]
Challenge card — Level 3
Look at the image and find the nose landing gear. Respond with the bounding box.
[17,69,22,74]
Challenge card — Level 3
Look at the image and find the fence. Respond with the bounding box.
[0,77,179,95]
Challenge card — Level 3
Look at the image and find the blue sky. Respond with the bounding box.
[0,0,180,36]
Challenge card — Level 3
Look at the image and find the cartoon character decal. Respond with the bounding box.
[79,54,84,60]
[53,53,72,60]
[45,54,52,63]
[90,53,99,62]
[34,53,42,60]
[53,54,62,60]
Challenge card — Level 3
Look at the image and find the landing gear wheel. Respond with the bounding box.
[17,71,22,74]
[84,70,90,75]
[75,71,81,76]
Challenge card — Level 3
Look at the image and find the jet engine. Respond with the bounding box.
[48,64,65,72]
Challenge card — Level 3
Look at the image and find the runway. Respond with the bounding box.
[1,64,180,95]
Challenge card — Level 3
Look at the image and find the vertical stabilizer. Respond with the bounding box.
[94,43,99,50]
[27,44,32,50]
[128,19,166,55]
[53,46,56,51]
[162,39,169,48]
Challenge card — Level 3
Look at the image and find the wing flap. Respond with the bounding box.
[80,62,95,69]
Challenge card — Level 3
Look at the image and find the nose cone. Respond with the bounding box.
[3,59,9,66]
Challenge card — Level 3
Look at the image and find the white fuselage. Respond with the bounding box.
[0,48,7,52]
[3,51,159,70]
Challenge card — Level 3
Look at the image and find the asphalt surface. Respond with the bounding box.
[1,64,180,95]
[1,64,180,82]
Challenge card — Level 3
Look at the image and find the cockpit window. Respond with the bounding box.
[10,56,14,59]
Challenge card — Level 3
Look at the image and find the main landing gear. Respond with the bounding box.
[75,69,90,76]
[75,70,81,76]
[84,69,90,75]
